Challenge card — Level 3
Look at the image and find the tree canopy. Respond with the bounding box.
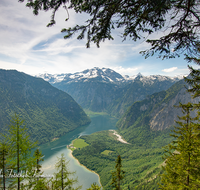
[52,153,80,190]
[111,155,125,190]
[160,103,200,189]
[19,0,200,59]
[160,47,200,189]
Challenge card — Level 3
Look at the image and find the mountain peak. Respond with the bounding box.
[37,67,127,84]
[37,67,182,85]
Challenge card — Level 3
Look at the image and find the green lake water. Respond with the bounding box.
[40,114,118,189]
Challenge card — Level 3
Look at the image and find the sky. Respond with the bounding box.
[0,0,194,77]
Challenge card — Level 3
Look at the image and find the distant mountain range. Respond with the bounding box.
[0,69,90,144]
[37,67,183,117]
[38,67,182,85]
[38,67,132,84]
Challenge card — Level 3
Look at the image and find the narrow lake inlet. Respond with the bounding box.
[39,114,118,189]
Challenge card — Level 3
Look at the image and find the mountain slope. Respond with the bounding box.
[0,69,90,144]
[117,79,200,143]
[107,74,182,117]
[38,67,181,117]
[70,79,198,189]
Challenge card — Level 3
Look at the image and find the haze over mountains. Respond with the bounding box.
[38,67,183,117]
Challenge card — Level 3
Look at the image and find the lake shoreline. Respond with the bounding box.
[41,114,118,189]
[68,148,102,188]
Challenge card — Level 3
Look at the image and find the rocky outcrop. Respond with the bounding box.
[117,79,199,131]
[150,88,200,130]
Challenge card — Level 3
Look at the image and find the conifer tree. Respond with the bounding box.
[27,148,48,190]
[87,182,101,190]
[52,153,81,190]
[111,155,125,190]
[0,140,9,190]
[32,148,49,190]
[34,148,44,174]
[7,113,36,190]
[160,102,200,189]
[185,45,200,99]
[160,42,200,189]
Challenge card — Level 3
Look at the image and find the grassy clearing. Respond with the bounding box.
[73,138,89,149]
[101,150,113,155]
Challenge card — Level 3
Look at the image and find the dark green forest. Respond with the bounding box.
[72,129,173,189]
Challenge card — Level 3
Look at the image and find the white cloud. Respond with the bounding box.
[37,38,85,55]
[0,0,79,60]
[162,67,178,73]
[0,0,191,77]
[131,42,151,54]
[111,66,139,76]
[0,60,43,75]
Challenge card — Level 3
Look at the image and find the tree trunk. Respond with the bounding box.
[17,120,20,190]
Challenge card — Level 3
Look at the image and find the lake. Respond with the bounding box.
[39,114,118,189]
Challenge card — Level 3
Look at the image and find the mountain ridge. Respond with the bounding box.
[37,67,183,117]
[37,67,183,85]
[117,79,200,141]
[0,69,90,144]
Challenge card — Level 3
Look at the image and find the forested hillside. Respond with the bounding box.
[0,69,90,144]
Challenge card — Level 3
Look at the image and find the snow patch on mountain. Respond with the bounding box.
[36,67,183,85]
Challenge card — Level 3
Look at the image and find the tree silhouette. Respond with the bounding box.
[7,113,36,190]
[19,0,200,59]
[52,153,81,190]
[160,103,200,189]
[111,155,125,190]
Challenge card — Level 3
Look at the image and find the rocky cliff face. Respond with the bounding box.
[150,87,199,130]
[117,80,200,131]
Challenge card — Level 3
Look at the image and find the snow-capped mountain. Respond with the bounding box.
[38,67,127,84]
[36,67,184,118]
[37,67,182,85]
